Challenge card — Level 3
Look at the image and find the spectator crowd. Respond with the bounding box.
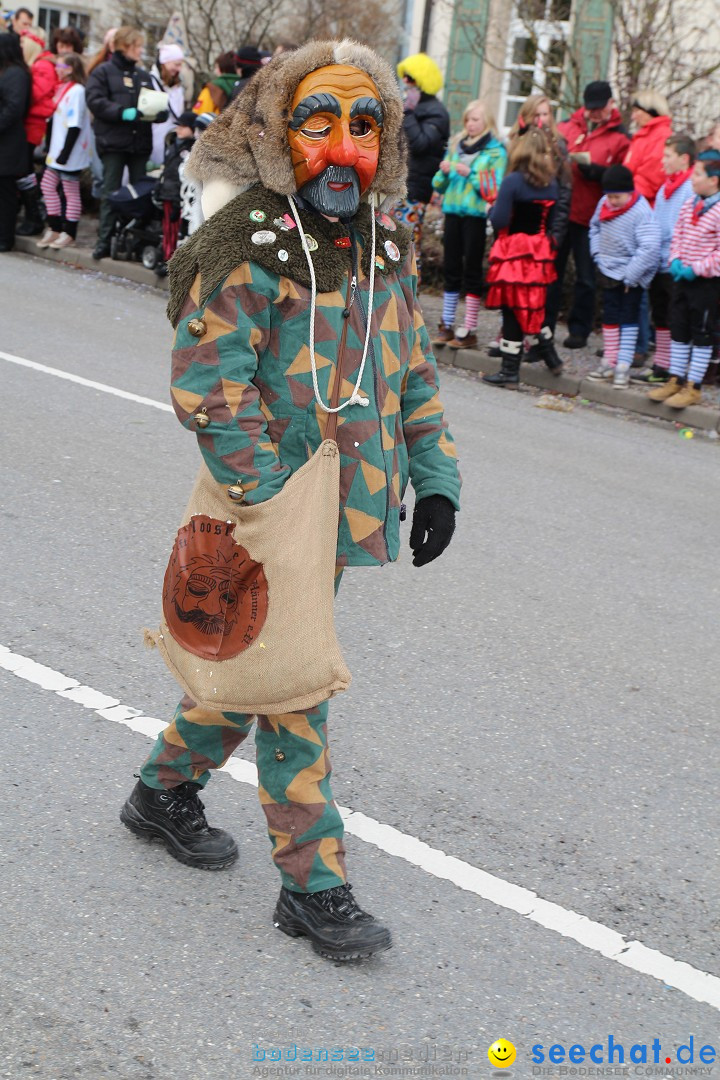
[2,15,720,407]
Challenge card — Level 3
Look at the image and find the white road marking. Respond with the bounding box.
[2,641,719,1012]
[0,350,174,412]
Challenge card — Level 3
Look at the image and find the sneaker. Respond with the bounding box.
[49,232,75,250]
[432,322,455,347]
[446,327,478,350]
[563,334,587,349]
[92,242,111,260]
[587,363,615,380]
[36,227,60,249]
[665,383,702,408]
[273,883,392,961]
[120,778,238,870]
[613,364,630,388]
[631,366,670,384]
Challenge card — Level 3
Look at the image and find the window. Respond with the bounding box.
[37,6,91,42]
[500,0,572,131]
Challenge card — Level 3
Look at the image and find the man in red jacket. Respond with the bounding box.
[546,81,630,348]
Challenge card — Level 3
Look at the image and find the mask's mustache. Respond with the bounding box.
[174,601,232,636]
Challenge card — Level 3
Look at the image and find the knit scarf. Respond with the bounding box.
[663,168,692,200]
[599,190,640,221]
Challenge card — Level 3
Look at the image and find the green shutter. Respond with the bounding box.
[444,0,490,132]
[565,0,613,112]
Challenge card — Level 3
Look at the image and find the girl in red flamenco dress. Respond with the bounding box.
[483,126,562,387]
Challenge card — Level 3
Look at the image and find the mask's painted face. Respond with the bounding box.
[287,64,383,218]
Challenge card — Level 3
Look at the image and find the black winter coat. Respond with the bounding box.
[0,65,31,177]
[86,51,154,157]
[402,93,450,203]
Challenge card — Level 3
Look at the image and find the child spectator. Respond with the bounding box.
[482,125,561,388]
[588,164,660,387]
[634,134,695,385]
[431,98,506,350]
[648,150,720,408]
[158,108,196,263]
[36,52,91,249]
[192,51,237,115]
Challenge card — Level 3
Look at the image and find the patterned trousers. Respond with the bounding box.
[139,570,346,895]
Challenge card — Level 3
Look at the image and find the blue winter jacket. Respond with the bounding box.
[654,178,694,271]
[589,195,660,288]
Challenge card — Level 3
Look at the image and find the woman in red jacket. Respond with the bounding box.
[624,90,672,207]
[16,31,57,235]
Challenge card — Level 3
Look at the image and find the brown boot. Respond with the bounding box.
[648,376,682,402]
[665,382,702,408]
[447,328,478,349]
[432,322,455,346]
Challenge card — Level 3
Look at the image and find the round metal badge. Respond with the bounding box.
[277,249,289,262]
[304,234,319,252]
[251,230,277,245]
[378,212,397,232]
[384,239,401,262]
[249,209,266,223]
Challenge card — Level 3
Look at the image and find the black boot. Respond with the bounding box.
[120,778,238,870]
[482,340,521,388]
[273,883,392,961]
[536,326,563,374]
[16,185,45,237]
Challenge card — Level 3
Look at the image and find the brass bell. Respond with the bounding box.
[227,481,246,502]
[193,407,210,429]
[188,317,207,338]
[274,749,286,762]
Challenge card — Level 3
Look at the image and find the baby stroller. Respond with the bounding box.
[107,177,164,271]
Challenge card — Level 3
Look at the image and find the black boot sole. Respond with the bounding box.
[273,916,393,961]
[119,801,238,870]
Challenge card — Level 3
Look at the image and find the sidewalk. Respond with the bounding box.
[14,229,720,434]
[417,293,720,434]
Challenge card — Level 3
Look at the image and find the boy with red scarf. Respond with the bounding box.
[633,134,696,386]
[649,149,720,408]
[588,164,660,387]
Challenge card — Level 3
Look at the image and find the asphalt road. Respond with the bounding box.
[1,254,719,1080]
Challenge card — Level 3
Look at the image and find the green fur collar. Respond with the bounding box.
[167,185,411,327]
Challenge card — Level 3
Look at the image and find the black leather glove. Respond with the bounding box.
[409,495,456,567]
[153,109,170,123]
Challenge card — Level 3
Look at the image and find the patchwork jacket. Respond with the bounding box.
[167,185,461,568]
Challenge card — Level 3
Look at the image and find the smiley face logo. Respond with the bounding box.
[488,1040,516,1069]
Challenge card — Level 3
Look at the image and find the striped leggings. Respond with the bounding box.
[40,167,82,222]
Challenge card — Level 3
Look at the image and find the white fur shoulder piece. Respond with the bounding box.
[201,179,244,220]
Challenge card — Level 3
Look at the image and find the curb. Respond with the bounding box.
[436,344,720,433]
[14,235,168,290]
[15,238,720,435]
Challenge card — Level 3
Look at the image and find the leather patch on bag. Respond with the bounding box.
[162,516,268,660]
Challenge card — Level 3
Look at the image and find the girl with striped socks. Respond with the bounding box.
[36,53,92,251]
[649,150,720,408]
[431,99,506,350]
[588,165,660,387]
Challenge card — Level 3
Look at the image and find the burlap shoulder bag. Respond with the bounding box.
[146,438,351,714]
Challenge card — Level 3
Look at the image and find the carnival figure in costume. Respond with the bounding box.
[120,40,461,961]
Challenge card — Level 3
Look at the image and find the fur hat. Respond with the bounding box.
[186,38,407,208]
